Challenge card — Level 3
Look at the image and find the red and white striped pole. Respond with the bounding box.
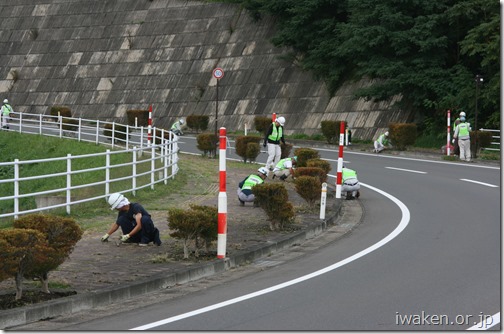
[447,109,451,156]
[272,113,276,122]
[335,121,345,198]
[147,104,153,146]
[217,127,228,259]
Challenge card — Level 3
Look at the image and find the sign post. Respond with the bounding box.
[212,68,224,135]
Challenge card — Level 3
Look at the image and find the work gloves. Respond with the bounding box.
[101,233,109,242]
[121,234,130,242]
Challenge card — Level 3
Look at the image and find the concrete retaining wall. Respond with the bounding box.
[0,0,413,140]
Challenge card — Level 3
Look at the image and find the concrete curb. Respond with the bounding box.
[1,201,344,329]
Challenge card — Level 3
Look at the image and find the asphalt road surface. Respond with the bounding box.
[27,137,503,331]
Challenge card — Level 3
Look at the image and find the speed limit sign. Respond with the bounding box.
[213,67,224,79]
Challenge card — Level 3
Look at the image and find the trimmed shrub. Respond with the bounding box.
[50,106,72,118]
[235,135,261,163]
[306,158,331,176]
[126,109,149,126]
[167,205,218,258]
[196,133,218,157]
[186,115,209,133]
[104,123,129,143]
[320,120,346,144]
[254,116,272,134]
[389,123,417,150]
[14,214,83,293]
[0,228,50,300]
[280,142,293,159]
[61,117,79,132]
[295,175,321,208]
[246,142,261,162]
[252,183,295,231]
[293,147,320,167]
[471,130,493,151]
[152,128,171,145]
[294,166,327,184]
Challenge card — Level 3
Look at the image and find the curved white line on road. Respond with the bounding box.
[131,182,410,330]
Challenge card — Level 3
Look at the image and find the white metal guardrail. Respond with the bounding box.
[0,112,179,219]
[479,128,500,152]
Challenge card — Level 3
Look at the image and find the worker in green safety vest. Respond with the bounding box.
[237,166,268,206]
[272,156,297,181]
[453,115,472,162]
[263,116,286,170]
[341,166,360,200]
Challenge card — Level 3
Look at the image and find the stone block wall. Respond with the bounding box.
[0,0,413,140]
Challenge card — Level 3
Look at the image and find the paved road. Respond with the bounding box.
[53,137,500,331]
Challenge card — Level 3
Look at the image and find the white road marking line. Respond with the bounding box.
[131,181,410,330]
[386,167,427,174]
[460,179,499,188]
[467,312,500,330]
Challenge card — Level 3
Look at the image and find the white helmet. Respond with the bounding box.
[459,111,466,117]
[384,131,389,136]
[276,116,285,126]
[3,99,8,104]
[179,119,184,125]
[258,167,268,176]
[108,192,125,210]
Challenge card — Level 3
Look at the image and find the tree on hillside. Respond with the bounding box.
[225,0,499,132]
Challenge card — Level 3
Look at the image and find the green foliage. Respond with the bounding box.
[196,133,218,157]
[167,205,218,258]
[320,120,346,144]
[254,116,272,134]
[126,109,149,126]
[293,147,320,167]
[235,135,261,162]
[61,118,79,132]
[186,115,210,133]
[306,158,331,176]
[294,175,321,208]
[231,0,498,136]
[389,123,417,151]
[251,183,295,231]
[13,214,83,293]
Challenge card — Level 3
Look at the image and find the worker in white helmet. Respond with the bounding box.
[1,99,13,129]
[373,131,392,153]
[237,166,268,206]
[263,116,286,171]
[452,111,466,156]
[101,193,162,246]
[171,118,185,136]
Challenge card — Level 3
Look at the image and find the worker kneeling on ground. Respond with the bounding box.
[101,193,162,246]
[341,166,361,200]
[374,131,392,153]
[272,156,297,181]
[237,167,268,206]
[171,118,185,136]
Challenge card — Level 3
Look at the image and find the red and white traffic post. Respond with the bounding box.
[217,127,228,259]
[147,104,153,145]
[272,113,276,122]
[335,122,345,198]
[447,109,451,156]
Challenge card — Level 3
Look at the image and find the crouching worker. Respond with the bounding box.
[101,193,162,246]
[237,167,268,206]
[272,156,297,181]
[342,166,360,200]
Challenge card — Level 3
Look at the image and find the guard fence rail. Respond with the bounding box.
[479,128,500,152]
[0,112,179,219]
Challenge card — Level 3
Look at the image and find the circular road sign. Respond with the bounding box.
[213,67,224,79]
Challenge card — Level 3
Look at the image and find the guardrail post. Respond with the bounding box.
[132,147,137,196]
[78,118,82,142]
[39,113,43,135]
[67,154,72,215]
[14,159,19,219]
[95,120,100,145]
[151,144,155,190]
[105,150,111,196]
